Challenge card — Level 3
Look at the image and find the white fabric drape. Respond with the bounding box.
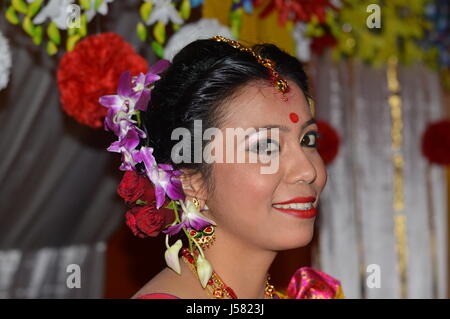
[312,52,448,299]
[0,243,106,298]
[0,2,146,298]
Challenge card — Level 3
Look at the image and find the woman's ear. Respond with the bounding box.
[179,169,208,209]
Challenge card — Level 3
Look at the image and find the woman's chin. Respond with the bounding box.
[268,226,315,251]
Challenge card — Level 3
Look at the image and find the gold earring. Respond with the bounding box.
[189,225,216,249]
[190,197,216,249]
[192,197,200,209]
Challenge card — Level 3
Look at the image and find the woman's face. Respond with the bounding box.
[206,80,327,251]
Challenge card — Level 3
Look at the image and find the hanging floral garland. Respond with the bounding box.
[328,0,432,67]
[254,0,338,27]
[252,0,340,63]
[57,32,148,129]
[421,0,450,90]
[136,0,191,58]
[229,0,257,39]
[3,0,114,55]
[0,30,12,91]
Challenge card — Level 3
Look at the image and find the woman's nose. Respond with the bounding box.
[285,146,317,185]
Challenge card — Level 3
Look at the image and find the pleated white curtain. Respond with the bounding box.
[312,51,448,299]
[0,2,144,298]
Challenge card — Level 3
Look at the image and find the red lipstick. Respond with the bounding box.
[272,196,316,205]
[272,196,317,219]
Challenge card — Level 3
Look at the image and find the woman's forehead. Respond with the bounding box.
[224,80,311,126]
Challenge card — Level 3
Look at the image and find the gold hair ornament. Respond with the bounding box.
[211,35,289,95]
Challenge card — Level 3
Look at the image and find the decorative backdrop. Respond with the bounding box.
[0,0,448,298]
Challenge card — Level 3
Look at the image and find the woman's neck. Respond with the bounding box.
[201,227,277,299]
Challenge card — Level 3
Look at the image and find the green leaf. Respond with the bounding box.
[136,111,142,127]
[79,13,87,37]
[94,0,103,10]
[79,0,91,11]
[140,1,152,22]
[136,22,147,42]
[22,15,35,36]
[67,34,81,51]
[179,0,191,20]
[229,8,242,39]
[151,41,165,58]
[172,23,181,31]
[27,0,43,18]
[67,25,78,36]
[136,199,149,206]
[47,21,61,45]
[164,200,178,210]
[46,41,58,55]
[153,21,166,44]
[12,0,28,14]
[32,25,43,45]
[5,6,20,25]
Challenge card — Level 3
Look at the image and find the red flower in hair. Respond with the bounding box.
[316,119,340,165]
[118,170,176,237]
[125,205,175,238]
[117,170,148,205]
[57,32,148,129]
[421,119,450,165]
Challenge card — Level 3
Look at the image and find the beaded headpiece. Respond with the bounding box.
[211,35,289,95]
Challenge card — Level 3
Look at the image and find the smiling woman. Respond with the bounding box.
[101,36,344,299]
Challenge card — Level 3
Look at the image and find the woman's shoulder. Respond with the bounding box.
[131,264,208,299]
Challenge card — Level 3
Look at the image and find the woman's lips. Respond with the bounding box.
[272,206,317,218]
[272,196,316,205]
[272,196,317,218]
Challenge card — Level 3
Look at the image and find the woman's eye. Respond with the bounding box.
[301,131,320,148]
[249,139,280,155]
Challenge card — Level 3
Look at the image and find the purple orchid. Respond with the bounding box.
[107,127,145,171]
[163,199,216,235]
[100,59,171,139]
[100,71,147,139]
[140,147,185,209]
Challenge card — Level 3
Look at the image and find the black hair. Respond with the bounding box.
[138,38,310,194]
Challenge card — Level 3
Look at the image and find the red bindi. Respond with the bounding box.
[289,112,299,123]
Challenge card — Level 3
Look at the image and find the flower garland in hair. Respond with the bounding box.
[99,59,215,288]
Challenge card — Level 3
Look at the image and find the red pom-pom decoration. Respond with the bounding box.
[317,119,340,165]
[311,31,337,56]
[421,119,450,165]
[57,32,148,129]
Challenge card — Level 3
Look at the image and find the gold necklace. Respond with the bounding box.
[181,248,276,299]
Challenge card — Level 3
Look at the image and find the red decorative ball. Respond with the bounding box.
[316,119,340,165]
[57,32,148,129]
[311,31,337,56]
[421,119,450,165]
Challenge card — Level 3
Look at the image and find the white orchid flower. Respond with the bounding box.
[32,0,75,30]
[164,236,183,275]
[85,0,115,22]
[196,254,213,288]
[145,0,184,26]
